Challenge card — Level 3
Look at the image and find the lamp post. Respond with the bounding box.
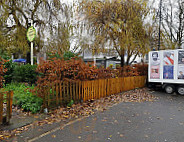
[158,0,162,50]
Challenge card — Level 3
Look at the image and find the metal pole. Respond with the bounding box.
[31,20,33,65]
[158,0,162,50]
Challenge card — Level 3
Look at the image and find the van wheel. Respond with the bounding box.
[177,86,184,95]
[165,85,175,94]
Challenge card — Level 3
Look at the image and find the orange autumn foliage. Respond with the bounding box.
[36,58,147,84]
[34,57,147,98]
[0,57,7,88]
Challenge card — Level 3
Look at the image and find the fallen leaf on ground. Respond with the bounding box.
[0,88,157,140]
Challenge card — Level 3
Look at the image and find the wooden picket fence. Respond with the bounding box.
[0,91,13,125]
[42,76,146,108]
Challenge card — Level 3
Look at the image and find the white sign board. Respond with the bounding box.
[27,26,36,42]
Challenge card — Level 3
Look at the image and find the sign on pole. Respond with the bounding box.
[27,22,36,65]
[27,26,36,42]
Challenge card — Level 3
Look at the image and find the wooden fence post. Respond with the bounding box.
[41,76,147,109]
[6,91,13,124]
[78,81,81,102]
[73,81,75,102]
[56,82,59,106]
[59,82,62,105]
[0,92,3,125]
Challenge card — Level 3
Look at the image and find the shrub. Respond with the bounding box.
[17,92,43,113]
[63,51,76,60]
[47,51,77,60]
[0,50,16,85]
[0,57,7,88]
[0,49,9,60]
[3,60,17,85]
[37,57,115,82]
[108,64,113,69]
[116,64,120,69]
[4,83,43,113]
[133,64,148,76]
[35,58,115,97]
[12,64,38,84]
[35,58,147,98]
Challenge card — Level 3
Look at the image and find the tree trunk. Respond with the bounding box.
[126,56,130,65]
[26,52,31,64]
[120,49,125,67]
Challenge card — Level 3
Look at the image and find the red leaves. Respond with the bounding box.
[34,58,148,98]
[0,57,7,88]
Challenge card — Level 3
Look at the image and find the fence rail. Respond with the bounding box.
[42,76,146,108]
[0,91,13,125]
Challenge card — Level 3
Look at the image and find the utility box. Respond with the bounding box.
[148,49,184,95]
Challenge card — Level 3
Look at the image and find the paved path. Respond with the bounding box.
[22,90,184,142]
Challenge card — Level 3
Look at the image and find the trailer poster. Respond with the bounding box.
[178,51,184,64]
[163,66,174,79]
[150,66,160,79]
[151,52,160,65]
[178,65,184,79]
[163,51,174,65]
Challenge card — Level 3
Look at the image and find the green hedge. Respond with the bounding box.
[12,64,38,84]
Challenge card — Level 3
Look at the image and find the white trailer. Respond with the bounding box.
[148,49,184,95]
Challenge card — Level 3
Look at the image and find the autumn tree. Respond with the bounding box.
[150,0,184,49]
[79,0,150,67]
[0,0,69,62]
[46,11,80,57]
[162,0,184,49]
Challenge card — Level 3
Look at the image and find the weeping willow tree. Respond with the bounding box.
[46,3,87,58]
[0,0,70,62]
[79,0,151,67]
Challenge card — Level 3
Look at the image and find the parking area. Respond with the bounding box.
[24,89,184,142]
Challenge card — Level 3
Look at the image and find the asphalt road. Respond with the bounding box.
[31,89,184,142]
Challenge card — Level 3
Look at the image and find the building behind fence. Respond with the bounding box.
[41,76,146,109]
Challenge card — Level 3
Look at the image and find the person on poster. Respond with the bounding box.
[151,52,160,65]
[163,66,174,79]
[150,66,160,79]
[178,71,184,79]
[178,51,184,64]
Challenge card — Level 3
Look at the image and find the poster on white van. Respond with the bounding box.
[163,51,174,65]
[178,51,184,64]
[163,66,174,79]
[178,65,184,79]
[150,65,160,79]
[151,52,160,65]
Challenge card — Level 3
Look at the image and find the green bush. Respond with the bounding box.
[0,49,10,60]
[109,64,113,69]
[47,51,77,60]
[63,51,76,60]
[4,83,43,113]
[4,60,17,84]
[116,64,120,69]
[12,64,38,84]
[0,50,16,85]
[17,91,43,114]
